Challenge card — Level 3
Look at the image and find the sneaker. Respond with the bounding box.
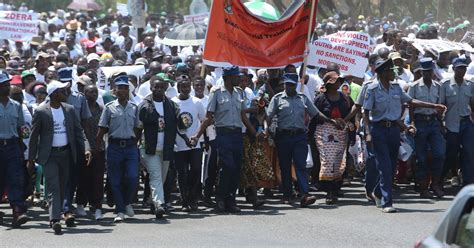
[451,176,460,186]
[75,204,87,217]
[164,203,175,212]
[64,213,75,227]
[51,221,62,235]
[125,204,135,217]
[372,193,382,208]
[155,206,165,220]
[382,206,397,213]
[114,213,125,223]
[94,209,104,221]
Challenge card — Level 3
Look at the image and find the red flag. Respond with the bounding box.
[203,0,318,68]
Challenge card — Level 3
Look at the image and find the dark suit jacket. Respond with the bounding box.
[29,102,86,165]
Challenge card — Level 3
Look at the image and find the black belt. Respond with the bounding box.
[372,120,398,128]
[51,145,69,152]
[414,114,439,122]
[0,138,17,146]
[109,138,135,148]
[216,127,242,133]
[276,129,306,136]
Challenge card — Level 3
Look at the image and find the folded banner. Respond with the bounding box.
[405,38,474,55]
[97,65,146,90]
[0,11,39,41]
[203,0,318,68]
[308,31,370,78]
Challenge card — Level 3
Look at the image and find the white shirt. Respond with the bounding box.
[153,101,165,151]
[51,107,68,147]
[172,96,205,151]
[21,104,32,159]
[195,95,216,141]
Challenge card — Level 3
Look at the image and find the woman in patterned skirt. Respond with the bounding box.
[312,72,355,204]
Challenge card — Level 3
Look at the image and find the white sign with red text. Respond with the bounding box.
[184,13,209,24]
[308,31,370,78]
[0,11,39,41]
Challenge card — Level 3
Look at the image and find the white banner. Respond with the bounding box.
[184,13,209,24]
[0,11,38,41]
[406,38,473,55]
[128,0,146,28]
[97,65,146,90]
[308,31,369,78]
[116,3,129,16]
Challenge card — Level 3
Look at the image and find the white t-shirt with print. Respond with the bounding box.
[172,96,205,152]
[51,107,68,147]
[153,101,166,151]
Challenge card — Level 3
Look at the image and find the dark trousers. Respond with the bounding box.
[414,120,446,181]
[44,148,70,221]
[0,142,26,212]
[275,132,310,198]
[107,143,139,213]
[63,150,84,213]
[76,151,106,209]
[444,119,474,185]
[364,142,378,194]
[371,125,400,208]
[204,140,218,198]
[215,131,243,204]
[163,160,176,204]
[175,149,203,204]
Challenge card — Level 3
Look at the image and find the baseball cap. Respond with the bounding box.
[420,57,434,71]
[35,51,50,60]
[452,57,468,68]
[77,75,92,85]
[0,70,11,84]
[47,80,69,95]
[113,74,129,86]
[87,53,100,63]
[375,59,397,73]
[223,66,240,77]
[155,72,171,82]
[57,67,73,82]
[21,70,35,79]
[282,73,299,84]
[323,71,344,85]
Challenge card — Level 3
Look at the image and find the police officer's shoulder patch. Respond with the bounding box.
[209,85,220,93]
[367,81,379,90]
[440,78,451,85]
[129,101,138,107]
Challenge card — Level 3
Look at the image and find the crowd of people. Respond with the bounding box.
[0,5,474,235]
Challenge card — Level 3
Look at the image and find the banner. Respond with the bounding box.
[97,65,146,90]
[184,13,209,24]
[203,0,318,68]
[308,31,370,78]
[405,38,473,55]
[116,3,129,16]
[128,0,146,28]
[0,11,39,41]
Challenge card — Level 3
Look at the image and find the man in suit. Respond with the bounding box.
[28,80,87,235]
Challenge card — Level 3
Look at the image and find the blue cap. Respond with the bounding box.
[374,58,396,73]
[420,57,434,71]
[282,73,299,84]
[113,75,129,86]
[0,70,11,84]
[452,57,468,68]
[57,67,73,82]
[222,66,240,77]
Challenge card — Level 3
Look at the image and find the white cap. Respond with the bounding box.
[87,53,100,63]
[47,80,69,96]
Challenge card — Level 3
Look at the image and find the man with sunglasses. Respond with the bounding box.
[29,80,87,234]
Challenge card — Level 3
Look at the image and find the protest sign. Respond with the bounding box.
[97,65,146,90]
[128,0,146,28]
[203,0,318,68]
[116,3,129,16]
[405,38,473,55]
[184,13,209,24]
[460,32,474,45]
[308,31,370,78]
[0,11,38,41]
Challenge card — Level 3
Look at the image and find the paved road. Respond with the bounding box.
[1,181,454,247]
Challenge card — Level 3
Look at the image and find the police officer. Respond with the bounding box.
[192,66,260,213]
[363,58,446,213]
[408,58,445,198]
[96,73,140,222]
[267,73,342,207]
[0,70,30,228]
[440,57,474,187]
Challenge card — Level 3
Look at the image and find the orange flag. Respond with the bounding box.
[203,0,318,68]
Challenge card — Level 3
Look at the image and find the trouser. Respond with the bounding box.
[444,118,474,186]
[364,142,378,194]
[370,124,400,208]
[43,148,70,221]
[0,142,27,213]
[175,149,203,205]
[63,150,84,213]
[163,160,175,204]
[107,143,139,213]
[142,150,169,207]
[76,151,106,209]
[215,131,243,205]
[203,140,218,198]
[275,132,310,198]
[414,120,446,181]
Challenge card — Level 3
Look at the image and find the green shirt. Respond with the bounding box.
[102,91,117,105]
[349,83,362,102]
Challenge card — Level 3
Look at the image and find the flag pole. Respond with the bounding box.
[300,0,317,93]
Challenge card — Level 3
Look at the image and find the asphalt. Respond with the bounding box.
[0,181,454,247]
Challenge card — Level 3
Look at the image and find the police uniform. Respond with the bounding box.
[439,58,474,186]
[207,66,246,210]
[407,58,445,194]
[0,70,29,226]
[363,59,412,210]
[99,77,140,215]
[267,73,320,204]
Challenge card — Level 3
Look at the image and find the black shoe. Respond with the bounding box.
[155,206,165,220]
[12,213,31,228]
[300,194,317,208]
[64,213,75,227]
[189,202,199,212]
[51,220,62,235]
[226,204,241,213]
[181,205,191,212]
[215,201,226,213]
[0,211,4,225]
[252,200,266,209]
[149,204,156,215]
[202,197,216,208]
